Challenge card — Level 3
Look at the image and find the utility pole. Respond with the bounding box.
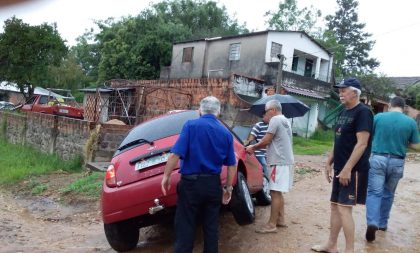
[276,54,284,94]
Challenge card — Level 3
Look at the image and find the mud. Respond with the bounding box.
[0,155,419,253]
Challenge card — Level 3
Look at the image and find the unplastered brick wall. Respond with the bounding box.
[110,78,250,125]
[95,123,133,162]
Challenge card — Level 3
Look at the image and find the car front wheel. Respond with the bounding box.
[104,219,139,252]
[229,171,255,225]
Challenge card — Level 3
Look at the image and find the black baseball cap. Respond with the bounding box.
[333,77,361,90]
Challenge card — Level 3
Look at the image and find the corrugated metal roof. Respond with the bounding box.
[79,87,135,93]
[0,82,65,98]
[282,84,326,100]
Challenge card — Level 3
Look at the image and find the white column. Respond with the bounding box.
[315,57,321,80]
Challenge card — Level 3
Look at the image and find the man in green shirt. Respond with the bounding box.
[365,96,420,242]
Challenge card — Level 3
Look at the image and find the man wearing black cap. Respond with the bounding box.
[312,78,373,253]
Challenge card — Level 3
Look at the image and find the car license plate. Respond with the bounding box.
[59,109,69,114]
[135,153,170,171]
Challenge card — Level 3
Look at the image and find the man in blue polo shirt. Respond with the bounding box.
[161,96,236,253]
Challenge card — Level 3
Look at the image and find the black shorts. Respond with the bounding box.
[330,170,368,206]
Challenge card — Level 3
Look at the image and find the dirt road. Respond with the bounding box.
[1,155,419,253]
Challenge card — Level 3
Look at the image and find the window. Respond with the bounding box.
[25,96,36,105]
[39,95,49,104]
[292,55,299,71]
[229,43,241,61]
[270,42,282,59]
[182,47,194,63]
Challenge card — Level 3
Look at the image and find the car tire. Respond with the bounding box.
[255,176,271,206]
[104,219,139,252]
[229,171,255,225]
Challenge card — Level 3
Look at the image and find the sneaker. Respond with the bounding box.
[366,225,378,242]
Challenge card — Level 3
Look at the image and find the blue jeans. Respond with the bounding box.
[366,154,405,228]
[256,155,269,179]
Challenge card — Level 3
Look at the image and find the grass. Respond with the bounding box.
[27,179,49,195]
[293,129,334,155]
[0,138,105,200]
[60,172,104,199]
[0,138,82,185]
[295,167,313,175]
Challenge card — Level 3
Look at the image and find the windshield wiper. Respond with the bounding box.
[117,138,154,151]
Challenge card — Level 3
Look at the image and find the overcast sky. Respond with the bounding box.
[0,0,419,77]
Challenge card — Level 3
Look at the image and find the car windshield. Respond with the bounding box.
[115,110,200,155]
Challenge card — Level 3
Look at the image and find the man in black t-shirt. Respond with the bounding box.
[312,78,373,253]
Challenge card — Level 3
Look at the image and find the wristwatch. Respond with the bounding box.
[224,185,233,193]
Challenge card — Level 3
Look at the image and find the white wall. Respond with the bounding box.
[291,102,319,138]
[266,32,332,82]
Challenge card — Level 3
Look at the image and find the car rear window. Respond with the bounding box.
[116,111,200,154]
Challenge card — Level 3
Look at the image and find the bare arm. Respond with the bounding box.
[222,165,236,205]
[245,133,274,154]
[337,131,370,186]
[244,134,256,146]
[161,153,180,195]
[325,144,334,183]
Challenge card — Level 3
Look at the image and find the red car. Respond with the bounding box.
[101,110,271,252]
[21,94,84,119]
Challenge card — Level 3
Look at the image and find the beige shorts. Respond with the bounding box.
[268,165,294,192]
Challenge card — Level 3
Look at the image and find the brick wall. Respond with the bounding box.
[110,78,255,126]
[95,123,133,162]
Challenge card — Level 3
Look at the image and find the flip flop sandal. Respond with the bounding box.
[311,244,338,253]
[255,226,277,234]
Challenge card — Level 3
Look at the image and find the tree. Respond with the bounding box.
[72,30,101,86]
[0,17,68,99]
[404,82,420,109]
[266,0,322,37]
[357,74,394,104]
[326,0,379,76]
[74,0,248,84]
[46,51,89,91]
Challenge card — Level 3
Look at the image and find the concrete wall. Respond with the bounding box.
[267,31,332,82]
[3,112,26,144]
[166,31,333,84]
[206,34,268,79]
[0,111,136,162]
[55,116,95,161]
[167,41,207,79]
[168,34,268,79]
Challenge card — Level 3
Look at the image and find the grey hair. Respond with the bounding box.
[266,100,282,112]
[200,96,221,116]
[348,86,361,97]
